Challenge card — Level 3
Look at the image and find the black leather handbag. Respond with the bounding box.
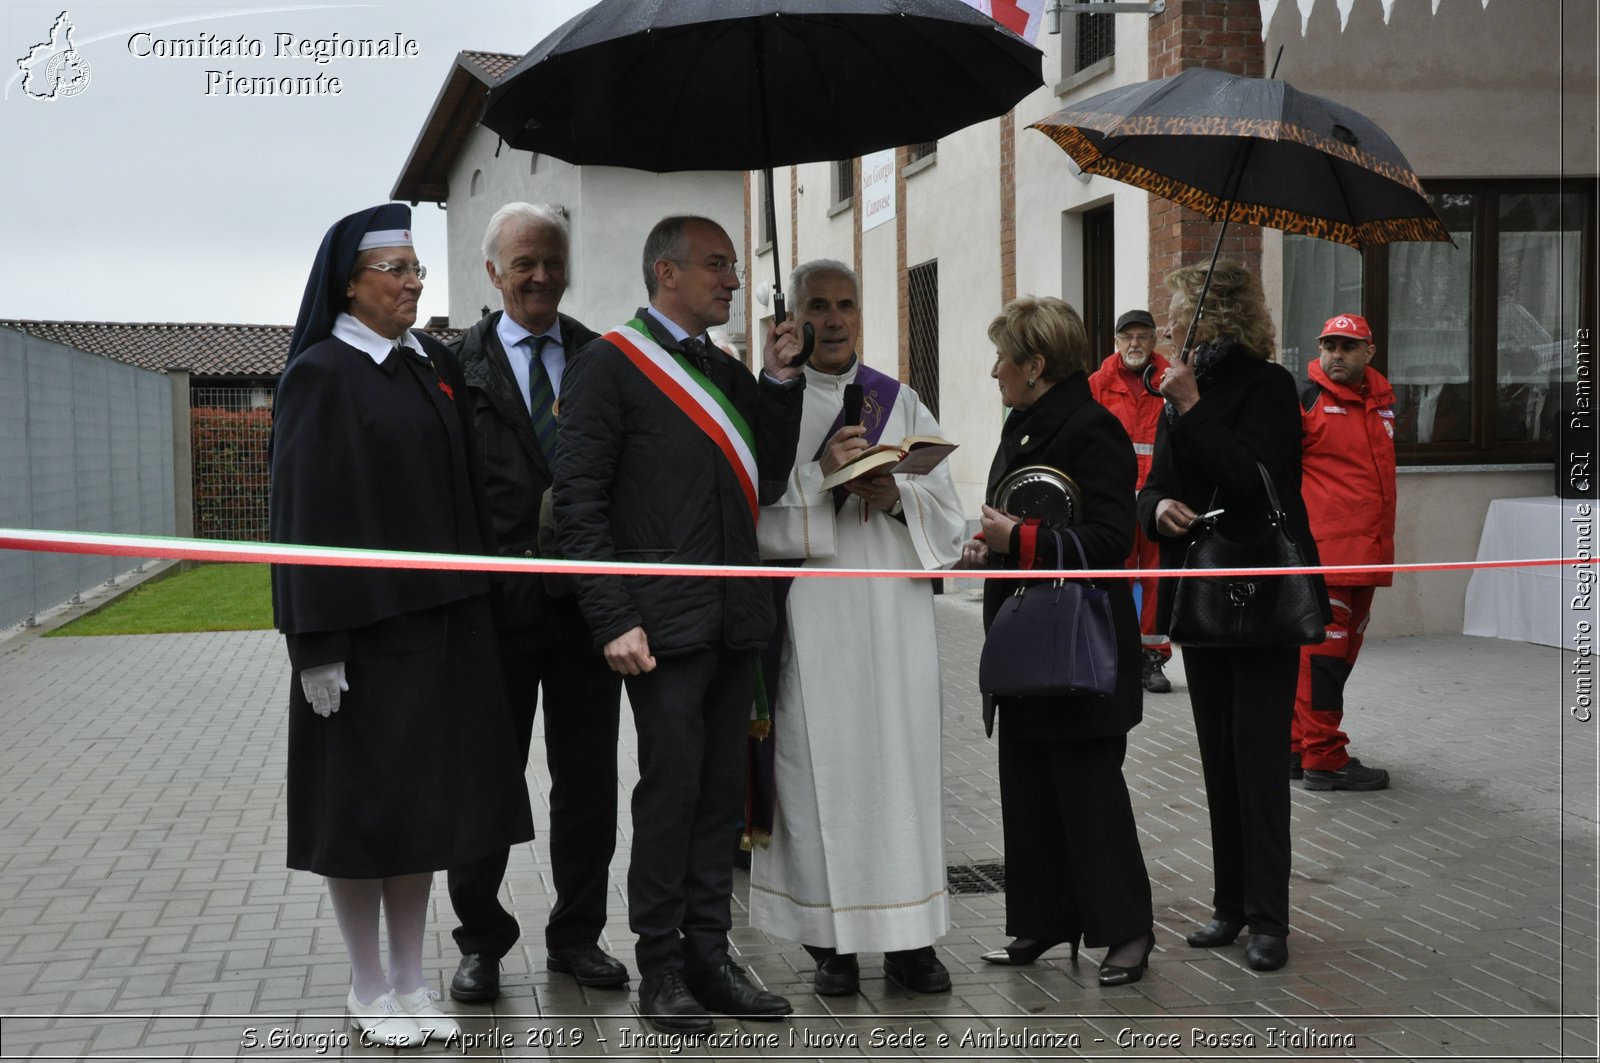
[1168,462,1327,648]
[979,528,1118,699]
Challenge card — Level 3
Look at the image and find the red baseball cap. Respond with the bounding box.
[1319,313,1372,342]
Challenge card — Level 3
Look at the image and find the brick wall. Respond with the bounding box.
[897,145,911,382]
[1146,0,1266,317]
[853,157,863,299]
[790,163,799,286]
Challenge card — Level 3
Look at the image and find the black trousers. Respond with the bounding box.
[1181,644,1298,937]
[448,623,622,957]
[623,647,755,977]
[997,729,1152,949]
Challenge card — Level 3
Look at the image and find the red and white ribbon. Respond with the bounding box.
[0,528,1592,582]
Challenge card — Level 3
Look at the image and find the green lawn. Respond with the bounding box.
[49,563,273,636]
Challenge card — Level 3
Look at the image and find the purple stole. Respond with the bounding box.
[819,362,902,452]
[745,363,902,849]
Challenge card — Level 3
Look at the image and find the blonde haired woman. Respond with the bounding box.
[1136,262,1330,972]
[965,296,1155,986]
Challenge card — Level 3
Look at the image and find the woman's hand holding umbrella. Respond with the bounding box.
[1157,351,1201,415]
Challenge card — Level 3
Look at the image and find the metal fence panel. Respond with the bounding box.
[0,329,174,629]
[0,338,33,628]
[74,354,116,589]
[137,373,175,539]
[191,387,272,541]
[908,259,941,421]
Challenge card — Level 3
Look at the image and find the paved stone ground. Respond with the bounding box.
[0,587,1594,1061]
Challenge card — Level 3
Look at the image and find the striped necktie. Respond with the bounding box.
[522,334,557,463]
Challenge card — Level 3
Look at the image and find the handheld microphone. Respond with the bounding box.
[843,383,864,427]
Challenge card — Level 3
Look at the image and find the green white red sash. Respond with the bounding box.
[606,319,759,521]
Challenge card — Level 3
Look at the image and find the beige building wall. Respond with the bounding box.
[1266,0,1594,636]
[860,187,900,379]
[1267,0,1593,180]
[444,130,743,333]
[903,118,1006,503]
[757,13,1167,513]
[431,3,1587,640]
[1377,468,1551,636]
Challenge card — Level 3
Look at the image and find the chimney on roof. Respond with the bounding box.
[425,315,450,330]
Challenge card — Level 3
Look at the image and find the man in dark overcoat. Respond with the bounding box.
[445,203,628,1002]
[554,215,806,1034]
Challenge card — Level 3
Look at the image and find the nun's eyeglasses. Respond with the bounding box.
[363,261,428,281]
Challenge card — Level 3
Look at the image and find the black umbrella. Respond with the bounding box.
[482,0,1041,330]
[1030,64,1449,391]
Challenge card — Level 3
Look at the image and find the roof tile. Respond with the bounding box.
[0,319,461,378]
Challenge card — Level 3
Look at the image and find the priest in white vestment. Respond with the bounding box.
[750,260,967,996]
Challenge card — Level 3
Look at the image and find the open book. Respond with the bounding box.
[818,435,958,490]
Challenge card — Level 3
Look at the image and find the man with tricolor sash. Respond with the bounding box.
[554,215,806,1035]
[747,259,967,998]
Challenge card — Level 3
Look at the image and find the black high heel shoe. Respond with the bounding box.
[1185,918,1245,948]
[980,936,1079,966]
[1097,932,1155,987]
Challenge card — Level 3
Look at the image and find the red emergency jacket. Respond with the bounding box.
[1299,361,1397,587]
[1088,350,1170,490]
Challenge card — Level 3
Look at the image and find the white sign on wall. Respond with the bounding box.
[861,148,896,233]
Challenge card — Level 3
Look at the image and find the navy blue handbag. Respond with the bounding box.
[979,528,1118,699]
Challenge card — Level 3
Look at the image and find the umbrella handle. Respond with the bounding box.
[1140,362,1162,397]
[772,292,815,367]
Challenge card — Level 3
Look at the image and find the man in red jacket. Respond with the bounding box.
[1293,314,1394,791]
[1088,309,1173,693]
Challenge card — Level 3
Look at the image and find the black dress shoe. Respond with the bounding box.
[980,937,1079,966]
[1303,757,1389,791]
[548,944,630,987]
[684,962,792,1019]
[1245,933,1288,971]
[639,971,714,1035]
[883,947,951,994]
[1097,932,1155,987]
[1185,918,1245,948]
[813,953,859,996]
[450,952,501,1003]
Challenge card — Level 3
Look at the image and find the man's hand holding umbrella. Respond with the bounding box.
[763,318,808,381]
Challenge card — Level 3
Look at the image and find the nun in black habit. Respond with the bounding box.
[270,203,534,1046]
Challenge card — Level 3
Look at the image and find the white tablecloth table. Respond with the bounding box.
[1462,496,1590,648]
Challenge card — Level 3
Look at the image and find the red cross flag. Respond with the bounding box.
[960,0,1046,43]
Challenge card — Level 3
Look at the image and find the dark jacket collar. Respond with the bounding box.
[638,306,699,353]
[1001,369,1092,455]
[1191,337,1258,384]
[459,310,590,391]
[457,310,516,394]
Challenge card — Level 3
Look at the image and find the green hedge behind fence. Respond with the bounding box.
[191,406,271,541]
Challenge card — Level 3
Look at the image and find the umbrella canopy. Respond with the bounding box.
[482,0,1042,173]
[1031,66,1448,249]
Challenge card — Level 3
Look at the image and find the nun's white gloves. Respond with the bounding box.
[300,662,348,717]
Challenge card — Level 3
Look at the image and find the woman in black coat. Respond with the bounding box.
[963,296,1154,986]
[1135,261,1330,973]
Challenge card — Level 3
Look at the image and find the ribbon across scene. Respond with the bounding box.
[1,528,1593,582]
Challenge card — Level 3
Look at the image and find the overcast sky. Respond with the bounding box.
[1,0,593,326]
